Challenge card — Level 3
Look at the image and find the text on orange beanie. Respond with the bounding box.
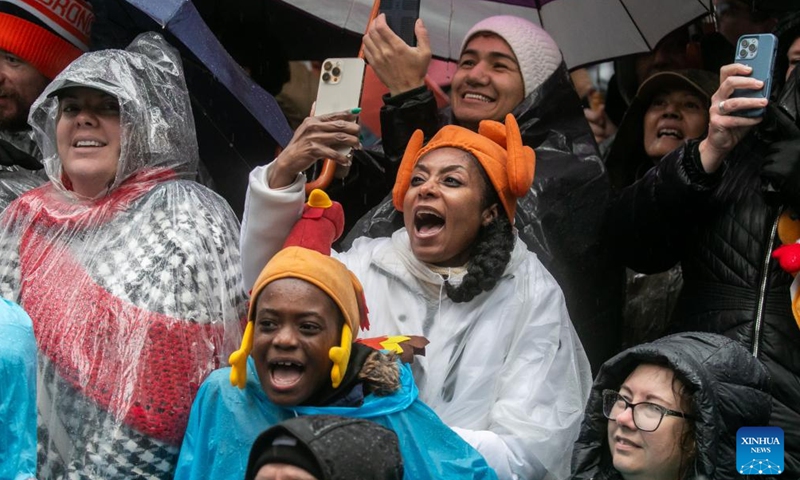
[0,0,93,79]
[392,114,535,223]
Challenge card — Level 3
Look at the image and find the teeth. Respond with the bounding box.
[416,210,442,219]
[464,93,492,102]
[275,361,299,367]
[658,129,682,138]
[75,140,103,147]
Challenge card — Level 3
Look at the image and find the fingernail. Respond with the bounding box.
[350,107,362,114]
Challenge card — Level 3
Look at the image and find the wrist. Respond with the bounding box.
[267,157,298,189]
[388,79,426,97]
[698,138,726,173]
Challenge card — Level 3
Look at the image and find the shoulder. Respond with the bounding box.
[145,180,237,219]
[192,366,262,415]
[506,239,562,290]
[337,235,393,270]
[196,367,235,400]
[135,180,240,244]
[0,298,31,324]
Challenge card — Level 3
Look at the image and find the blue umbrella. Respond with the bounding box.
[90,0,294,216]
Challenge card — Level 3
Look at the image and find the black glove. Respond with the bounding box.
[0,139,43,170]
[762,138,800,209]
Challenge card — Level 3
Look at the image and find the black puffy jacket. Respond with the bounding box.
[605,137,800,477]
[571,332,772,480]
[342,63,622,372]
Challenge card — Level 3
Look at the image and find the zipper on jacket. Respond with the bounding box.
[753,208,782,358]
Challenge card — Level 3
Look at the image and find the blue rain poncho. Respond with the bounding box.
[0,298,36,480]
[174,357,497,480]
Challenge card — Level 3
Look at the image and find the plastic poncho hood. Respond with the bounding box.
[29,32,198,198]
[571,332,772,480]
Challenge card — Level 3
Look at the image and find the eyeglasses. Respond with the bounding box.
[602,389,694,432]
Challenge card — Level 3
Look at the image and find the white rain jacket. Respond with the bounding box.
[241,163,593,480]
[0,33,246,478]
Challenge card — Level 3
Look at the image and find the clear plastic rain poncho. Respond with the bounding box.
[0,33,246,478]
[0,130,46,212]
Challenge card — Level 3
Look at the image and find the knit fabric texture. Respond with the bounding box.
[0,0,93,79]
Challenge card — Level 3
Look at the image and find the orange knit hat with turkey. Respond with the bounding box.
[392,114,535,223]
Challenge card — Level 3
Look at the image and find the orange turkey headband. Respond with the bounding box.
[392,114,535,223]
[247,246,367,334]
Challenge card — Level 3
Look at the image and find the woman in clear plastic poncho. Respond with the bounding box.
[0,33,246,478]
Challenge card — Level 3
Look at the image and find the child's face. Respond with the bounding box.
[251,278,342,405]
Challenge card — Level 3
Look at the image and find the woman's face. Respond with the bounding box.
[451,34,525,131]
[251,278,341,406]
[402,147,499,267]
[786,38,800,81]
[56,87,121,197]
[607,364,692,480]
[642,89,708,161]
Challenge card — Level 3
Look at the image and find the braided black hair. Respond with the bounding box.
[444,156,515,303]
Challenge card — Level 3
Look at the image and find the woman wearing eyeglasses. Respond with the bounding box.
[571,331,772,480]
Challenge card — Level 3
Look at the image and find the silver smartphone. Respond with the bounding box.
[314,58,366,156]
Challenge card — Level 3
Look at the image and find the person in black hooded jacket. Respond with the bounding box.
[571,331,772,480]
[604,56,800,476]
[344,14,617,372]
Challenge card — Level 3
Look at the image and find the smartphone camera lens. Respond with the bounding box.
[332,66,341,76]
[323,61,333,71]
[740,49,748,58]
[748,43,757,53]
[741,39,749,48]
[322,72,331,82]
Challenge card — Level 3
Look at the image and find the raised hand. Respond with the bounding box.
[268,109,361,189]
[362,13,432,96]
[699,63,768,173]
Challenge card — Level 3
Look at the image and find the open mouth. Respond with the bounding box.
[657,128,684,140]
[463,92,494,103]
[269,360,305,388]
[414,210,445,236]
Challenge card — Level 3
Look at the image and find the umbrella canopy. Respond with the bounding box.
[90,0,295,216]
[279,0,713,69]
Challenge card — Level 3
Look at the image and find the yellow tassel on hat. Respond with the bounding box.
[229,321,253,389]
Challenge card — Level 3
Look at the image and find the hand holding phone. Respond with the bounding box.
[314,58,366,156]
[379,0,421,46]
[363,12,430,96]
[730,34,778,118]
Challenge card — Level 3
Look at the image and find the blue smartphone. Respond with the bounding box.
[731,33,778,118]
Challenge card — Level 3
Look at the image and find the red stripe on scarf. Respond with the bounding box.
[15,169,225,444]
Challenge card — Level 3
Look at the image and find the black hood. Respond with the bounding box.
[571,332,772,480]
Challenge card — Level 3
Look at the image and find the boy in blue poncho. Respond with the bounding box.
[174,190,496,480]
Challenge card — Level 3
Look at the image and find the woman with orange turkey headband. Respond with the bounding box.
[175,202,497,479]
[240,114,592,479]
